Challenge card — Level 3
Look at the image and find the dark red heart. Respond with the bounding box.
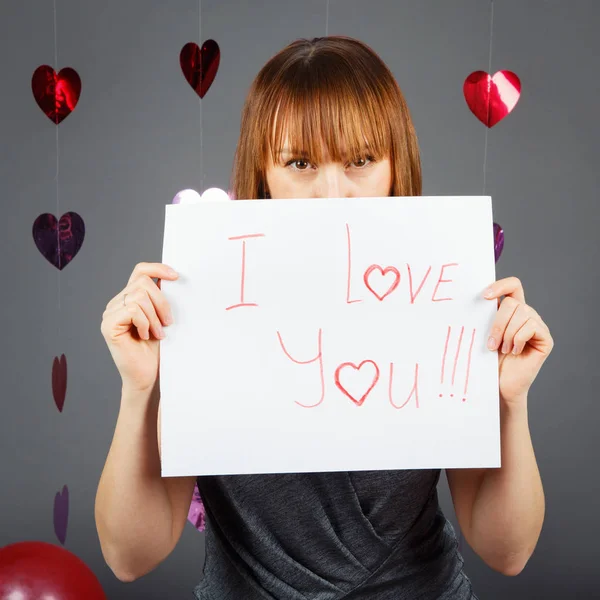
[32,212,85,270]
[52,354,67,413]
[493,222,504,263]
[463,70,521,128]
[53,485,69,545]
[32,65,81,124]
[180,40,220,98]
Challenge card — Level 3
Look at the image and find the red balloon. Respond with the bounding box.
[0,541,106,600]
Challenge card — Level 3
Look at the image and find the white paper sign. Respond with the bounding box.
[160,196,500,477]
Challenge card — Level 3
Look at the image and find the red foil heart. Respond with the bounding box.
[32,212,85,270]
[180,40,220,98]
[463,70,521,127]
[52,354,68,412]
[32,65,81,124]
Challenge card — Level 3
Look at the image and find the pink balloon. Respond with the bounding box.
[201,187,229,201]
[171,189,201,204]
[171,187,230,205]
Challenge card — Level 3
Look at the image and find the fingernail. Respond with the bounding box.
[483,288,494,298]
[512,345,519,354]
[167,267,178,277]
[165,312,173,325]
[157,325,165,338]
[501,342,508,354]
[487,336,496,350]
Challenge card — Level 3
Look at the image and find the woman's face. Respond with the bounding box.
[264,136,393,199]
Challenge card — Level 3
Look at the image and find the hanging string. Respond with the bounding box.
[325,0,329,36]
[458,0,495,558]
[482,0,494,196]
[199,0,204,193]
[53,0,61,311]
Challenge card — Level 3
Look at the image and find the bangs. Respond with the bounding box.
[263,65,392,167]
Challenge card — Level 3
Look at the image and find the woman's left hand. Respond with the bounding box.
[484,277,554,407]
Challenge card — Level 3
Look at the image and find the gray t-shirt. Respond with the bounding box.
[193,469,479,599]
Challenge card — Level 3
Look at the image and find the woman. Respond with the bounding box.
[96,36,553,599]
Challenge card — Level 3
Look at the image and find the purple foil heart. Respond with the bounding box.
[493,222,504,263]
[54,484,69,545]
[187,483,206,532]
[52,354,67,412]
[33,212,85,270]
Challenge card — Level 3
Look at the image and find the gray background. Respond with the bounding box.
[1,0,598,598]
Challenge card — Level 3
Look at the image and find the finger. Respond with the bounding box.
[136,275,173,326]
[125,302,151,341]
[128,262,178,286]
[102,301,151,342]
[107,275,173,326]
[487,296,519,351]
[511,316,554,355]
[125,288,165,340]
[483,276,525,304]
[500,302,534,354]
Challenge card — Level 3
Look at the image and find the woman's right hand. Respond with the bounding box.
[101,262,179,393]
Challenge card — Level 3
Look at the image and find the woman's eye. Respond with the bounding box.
[286,158,312,171]
[284,155,375,171]
[351,155,375,168]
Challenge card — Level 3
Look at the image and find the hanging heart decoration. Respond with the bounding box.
[463,70,521,127]
[180,40,220,98]
[53,484,69,545]
[32,212,85,270]
[493,222,504,263]
[52,354,68,412]
[31,65,81,124]
[187,482,206,532]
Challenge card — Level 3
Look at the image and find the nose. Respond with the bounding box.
[315,163,351,198]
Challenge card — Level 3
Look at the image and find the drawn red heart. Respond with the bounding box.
[31,65,81,124]
[52,354,67,413]
[180,40,220,98]
[463,70,521,128]
[363,265,400,301]
[334,360,380,406]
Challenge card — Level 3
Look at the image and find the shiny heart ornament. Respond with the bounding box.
[32,65,81,124]
[180,40,220,98]
[187,482,206,532]
[493,222,504,263]
[52,354,67,412]
[54,485,69,545]
[32,212,85,270]
[463,70,521,127]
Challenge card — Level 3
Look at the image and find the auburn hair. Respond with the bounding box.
[229,36,422,200]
